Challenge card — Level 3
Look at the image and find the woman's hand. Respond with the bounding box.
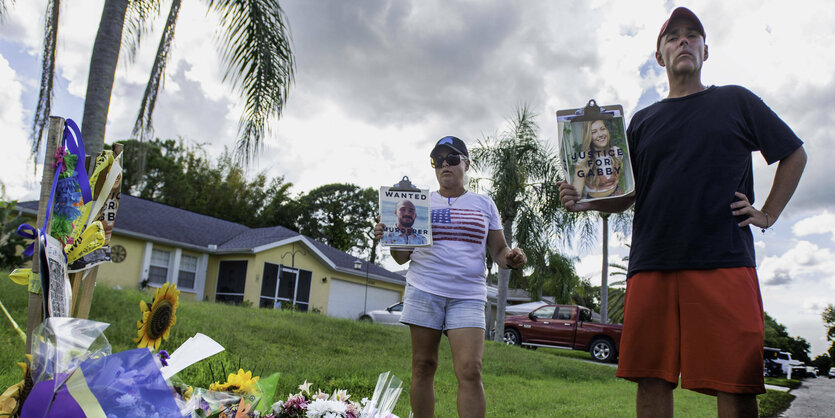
[505,247,527,270]
[373,215,385,241]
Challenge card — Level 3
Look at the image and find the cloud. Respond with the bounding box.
[759,240,835,289]
[802,298,830,316]
[0,53,40,200]
[793,211,835,242]
[764,270,792,286]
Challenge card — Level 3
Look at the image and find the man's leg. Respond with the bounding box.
[717,392,758,418]
[409,325,442,418]
[447,327,486,418]
[637,378,675,418]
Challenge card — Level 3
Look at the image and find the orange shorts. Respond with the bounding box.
[615,267,765,395]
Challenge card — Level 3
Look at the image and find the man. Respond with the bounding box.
[559,7,806,417]
[382,199,428,245]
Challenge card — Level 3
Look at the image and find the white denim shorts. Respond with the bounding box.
[400,284,486,331]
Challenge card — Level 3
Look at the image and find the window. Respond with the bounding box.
[532,306,555,319]
[148,249,170,285]
[259,263,312,311]
[216,260,247,305]
[178,254,198,289]
[557,307,574,320]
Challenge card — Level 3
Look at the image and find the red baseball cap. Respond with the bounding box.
[657,7,705,50]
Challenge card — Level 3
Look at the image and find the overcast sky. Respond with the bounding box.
[1,0,834,356]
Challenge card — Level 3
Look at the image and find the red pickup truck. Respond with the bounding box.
[503,304,623,363]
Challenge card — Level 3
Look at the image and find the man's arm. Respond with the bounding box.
[558,181,635,213]
[733,146,807,228]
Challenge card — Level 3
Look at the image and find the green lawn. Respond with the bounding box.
[0,273,793,416]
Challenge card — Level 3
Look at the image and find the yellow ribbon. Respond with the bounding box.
[8,268,30,285]
[65,368,107,418]
[70,151,114,243]
[8,268,40,294]
[65,221,106,263]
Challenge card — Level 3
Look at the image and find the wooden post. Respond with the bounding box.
[26,117,65,353]
[74,142,123,319]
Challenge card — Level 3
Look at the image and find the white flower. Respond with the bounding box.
[313,388,330,401]
[271,400,285,413]
[299,380,313,395]
[305,399,347,417]
[332,389,350,402]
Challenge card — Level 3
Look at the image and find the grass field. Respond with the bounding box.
[0,273,796,417]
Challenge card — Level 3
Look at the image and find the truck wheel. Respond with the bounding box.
[504,329,522,346]
[590,339,616,363]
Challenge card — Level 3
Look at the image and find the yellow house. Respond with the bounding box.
[18,196,405,319]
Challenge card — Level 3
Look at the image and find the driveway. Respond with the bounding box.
[780,377,835,417]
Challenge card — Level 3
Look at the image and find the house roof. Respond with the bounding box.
[18,195,404,283]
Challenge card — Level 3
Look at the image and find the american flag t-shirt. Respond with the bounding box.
[431,208,487,245]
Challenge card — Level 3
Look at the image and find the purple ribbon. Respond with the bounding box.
[62,119,93,203]
[16,118,89,258]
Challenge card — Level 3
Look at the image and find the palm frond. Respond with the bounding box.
[0,0,16,21]
[30,0,59,157]
[132,0,181,142]
[123,0,162,64]
[208,0,296,163]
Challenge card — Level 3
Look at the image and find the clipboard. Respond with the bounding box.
[556,100,635,203]
[379,176,432,248]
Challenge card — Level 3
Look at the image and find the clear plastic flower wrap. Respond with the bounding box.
[360,371,403,418]
[29,318,112,391]
[182,387,262,417]
[22,318,184,417]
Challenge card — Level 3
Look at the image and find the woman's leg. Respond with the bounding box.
[409,325,442,418]
[447,327,486,418]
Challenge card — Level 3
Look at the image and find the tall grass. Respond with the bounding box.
[0,274,790,416]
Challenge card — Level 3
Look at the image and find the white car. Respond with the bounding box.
[359,302,404,325]
[828,369,835,379]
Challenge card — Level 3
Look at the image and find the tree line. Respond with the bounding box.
[116,139,379,262]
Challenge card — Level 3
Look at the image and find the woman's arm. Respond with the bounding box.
[486,230,527,269]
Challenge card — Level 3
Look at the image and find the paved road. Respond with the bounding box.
[780,377,835,417]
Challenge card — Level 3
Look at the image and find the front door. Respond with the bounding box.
[260,263,311,311]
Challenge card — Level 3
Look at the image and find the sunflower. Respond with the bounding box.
[209,369,260,394]
[134,282,180,350]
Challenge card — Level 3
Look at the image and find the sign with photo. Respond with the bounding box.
[557,101,635,203]
[379,186,431,248]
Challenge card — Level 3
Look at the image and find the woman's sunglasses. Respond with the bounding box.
[430,153,467,168]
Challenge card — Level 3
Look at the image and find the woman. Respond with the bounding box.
[373,136,527,418]
[571,119,624,199]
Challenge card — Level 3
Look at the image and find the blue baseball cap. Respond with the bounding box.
[430,136,469,157]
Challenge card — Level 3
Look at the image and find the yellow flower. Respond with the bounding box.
[183,386,194,401]
[134,282,180,350]
[209,369,260,394]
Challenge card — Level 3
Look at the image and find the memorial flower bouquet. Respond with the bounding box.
[266,372,402,418]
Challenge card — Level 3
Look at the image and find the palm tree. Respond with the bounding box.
[471,105,582,341]
[598,212,631,322]
[30,0,295,161]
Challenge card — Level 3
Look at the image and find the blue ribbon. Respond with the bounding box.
[62,119,93,204]
[17,223,38,256]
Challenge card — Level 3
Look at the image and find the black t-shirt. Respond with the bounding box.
[626,85,803,277]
